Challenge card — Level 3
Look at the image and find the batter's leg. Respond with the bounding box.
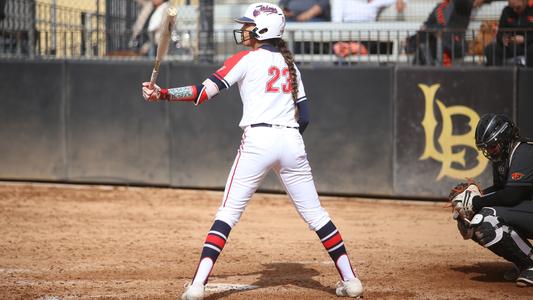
[277,165,363,297]
[276,136,360,287]
[184,129,276,294]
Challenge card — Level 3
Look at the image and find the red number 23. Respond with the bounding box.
[266,66,291,93]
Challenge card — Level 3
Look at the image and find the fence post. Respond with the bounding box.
[29,0,36,58]
[95,0,100,56]
[436,30,443,66]
[50,0,57,55]
[287,30,295,54]
[198,0,214,63]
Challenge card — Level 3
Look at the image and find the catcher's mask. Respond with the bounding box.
[475,113,519,162]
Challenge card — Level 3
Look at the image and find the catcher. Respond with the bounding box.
[449,113,533,287]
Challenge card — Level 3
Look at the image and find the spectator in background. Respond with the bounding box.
[405,0,474,66]
[0,0,6,21]
[147,0,171,57]
[484,0,533,67]
[279,0,331,22]
[129,0,154,55]
[330,0,405,59]
[0,0,36,56]
[468,20,498,56]
[331,0,406,22]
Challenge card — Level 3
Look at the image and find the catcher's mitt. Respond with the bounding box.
[447,179,483,221]
[448,180,481,201]
[447,179,483,240]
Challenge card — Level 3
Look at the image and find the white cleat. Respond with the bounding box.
[181,282,205,300]
[336,277,364,298]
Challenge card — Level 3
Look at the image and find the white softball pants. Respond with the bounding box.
[215,126,331,231]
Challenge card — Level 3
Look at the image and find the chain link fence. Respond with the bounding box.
[0,0,195,58]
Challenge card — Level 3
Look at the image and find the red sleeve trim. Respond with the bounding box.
[216,50,251,78]
[213,72,224,81]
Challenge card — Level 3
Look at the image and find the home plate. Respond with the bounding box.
[205,283,259,293]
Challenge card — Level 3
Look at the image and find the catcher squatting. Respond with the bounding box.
[142,3,363,300]
[450,113,533,287]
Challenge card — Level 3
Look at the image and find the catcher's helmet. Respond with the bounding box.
[233,3,285,43]
[475,113,519,162]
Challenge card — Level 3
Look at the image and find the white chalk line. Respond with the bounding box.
[205,283,259,293]
[269,260,333,265]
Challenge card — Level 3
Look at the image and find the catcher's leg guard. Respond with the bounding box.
[471,207,533,270]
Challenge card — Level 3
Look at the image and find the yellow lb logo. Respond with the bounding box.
[418,84,488,180]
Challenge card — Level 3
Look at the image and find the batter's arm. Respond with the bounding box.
[142,77,222,105]
[164,77,221,105]
[158,51,249,104]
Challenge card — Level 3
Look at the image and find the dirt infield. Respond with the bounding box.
[0,183,531,300]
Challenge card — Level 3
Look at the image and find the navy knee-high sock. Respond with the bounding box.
[316,221,356,281]
[191,220,232,285]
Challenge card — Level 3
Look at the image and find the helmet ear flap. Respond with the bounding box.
[251,27,260,38]
[251,27,271,40]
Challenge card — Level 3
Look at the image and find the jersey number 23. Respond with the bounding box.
[266,66,291,93]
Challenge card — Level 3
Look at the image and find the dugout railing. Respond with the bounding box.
[3,22,532,67]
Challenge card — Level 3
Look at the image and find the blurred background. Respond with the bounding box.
[0,0,515,66]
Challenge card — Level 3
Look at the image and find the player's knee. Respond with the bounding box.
[301,207,330,231]
[471,207,533,268]
[471,207,502,247]
[214,207,241,228]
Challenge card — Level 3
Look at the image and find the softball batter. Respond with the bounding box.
[142,3,363,299]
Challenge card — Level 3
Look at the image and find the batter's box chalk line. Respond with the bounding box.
[205,283,259,293]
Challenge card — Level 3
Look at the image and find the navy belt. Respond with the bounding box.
[250,123,298,129]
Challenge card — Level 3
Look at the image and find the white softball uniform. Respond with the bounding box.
[207,45,331,230]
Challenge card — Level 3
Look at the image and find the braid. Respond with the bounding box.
[275,39,298,103]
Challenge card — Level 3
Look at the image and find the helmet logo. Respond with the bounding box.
[253,5,278,17]
[418,84,489,180]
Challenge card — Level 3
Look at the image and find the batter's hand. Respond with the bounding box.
[142,82,162,102]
